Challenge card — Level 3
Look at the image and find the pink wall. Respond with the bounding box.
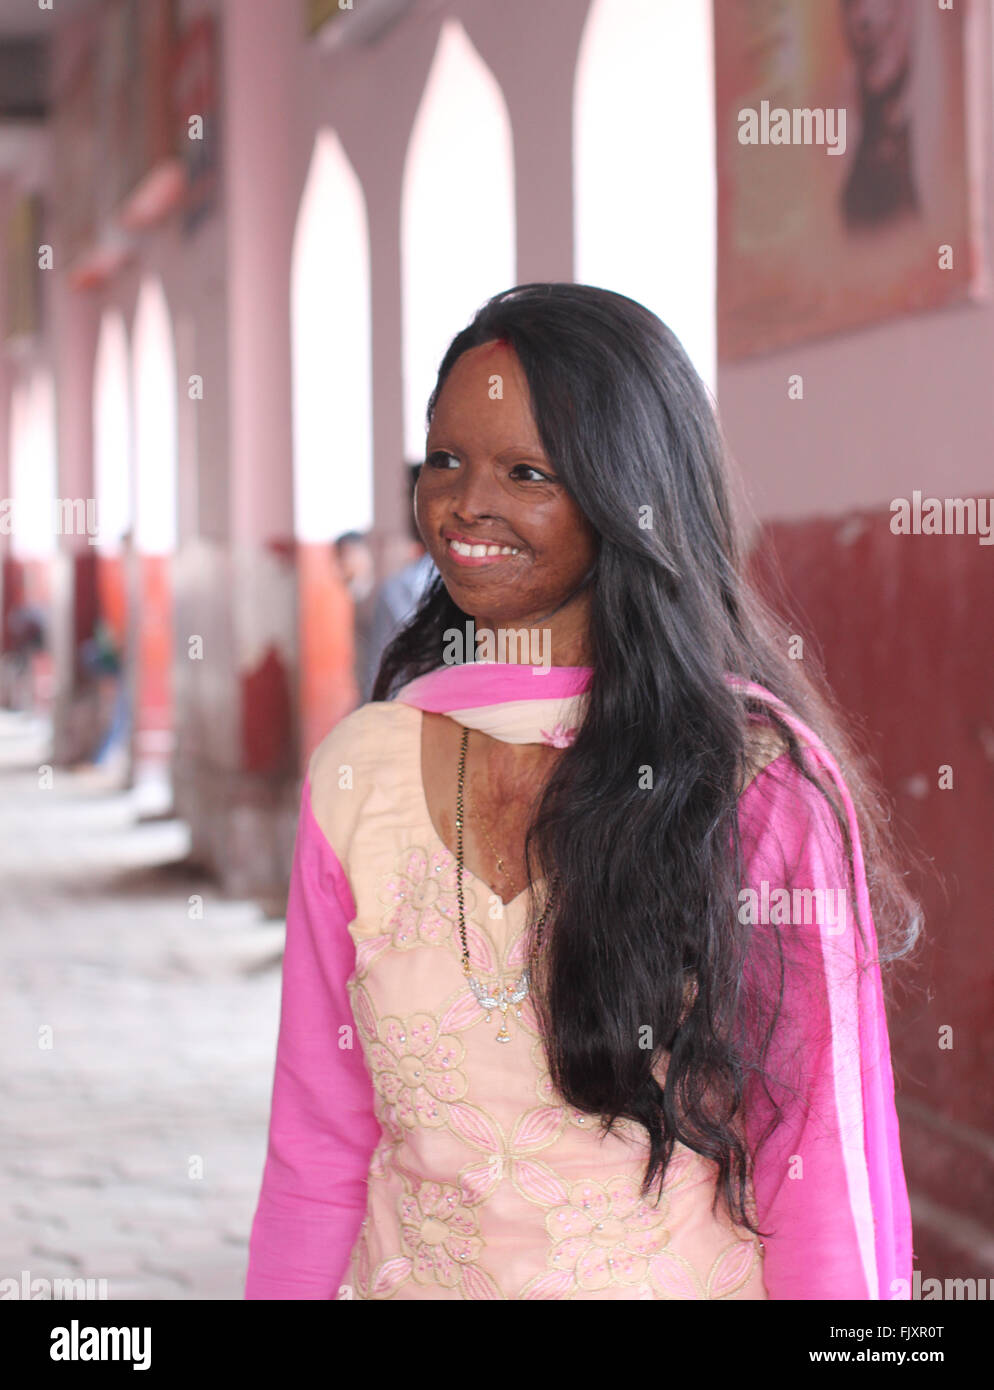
[717,0,992,525]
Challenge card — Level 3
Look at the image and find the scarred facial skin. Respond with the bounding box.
[415,340,599,667]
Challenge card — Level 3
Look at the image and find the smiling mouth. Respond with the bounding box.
[444,537,521,565]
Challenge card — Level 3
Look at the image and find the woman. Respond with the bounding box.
[245,283,918,1301]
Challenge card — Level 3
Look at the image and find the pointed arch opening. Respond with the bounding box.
[291,129,375,753]
[401,18,516,460]
[574,0,717,391]
[292,129,373,542]
[94,309,131,556]
[133,278,177,556]
[4,369,57,711]
[130,276,177,770]
[10,368,57,561]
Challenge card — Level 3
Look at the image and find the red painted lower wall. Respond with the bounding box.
[297,541,360,775]
[749,509,994,1283]
[136,554,173,762]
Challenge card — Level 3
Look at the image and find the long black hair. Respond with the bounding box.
[371,283,921,1232]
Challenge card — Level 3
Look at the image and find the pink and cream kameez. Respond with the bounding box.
[245,663,912,1300]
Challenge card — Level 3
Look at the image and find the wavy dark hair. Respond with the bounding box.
[371,283,922,1233]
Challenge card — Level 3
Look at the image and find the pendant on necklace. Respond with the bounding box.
[468,968,530,1043]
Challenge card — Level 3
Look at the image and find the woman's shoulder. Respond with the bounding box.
[737,712,846,874]
[736,679,836,801]
[309,698,418,783]
[740,716,792,794]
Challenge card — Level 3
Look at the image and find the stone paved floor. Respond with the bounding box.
[0,711,286,1300]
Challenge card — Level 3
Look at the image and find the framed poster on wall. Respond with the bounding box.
[715,0,982,360]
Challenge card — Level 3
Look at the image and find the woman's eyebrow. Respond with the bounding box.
[495,445,549,461]
[425,441,549,461]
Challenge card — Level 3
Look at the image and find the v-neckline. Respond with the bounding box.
[415,706,542,914]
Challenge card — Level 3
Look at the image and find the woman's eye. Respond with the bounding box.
[509,464,554,483]
[423,452,555,483]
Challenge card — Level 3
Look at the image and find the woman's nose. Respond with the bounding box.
[450,462,503,519]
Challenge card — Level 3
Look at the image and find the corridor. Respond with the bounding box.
[0,712,284,1300]
[0,0,987,1305]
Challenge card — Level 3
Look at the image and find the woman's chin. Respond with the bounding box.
[437,568,535,615]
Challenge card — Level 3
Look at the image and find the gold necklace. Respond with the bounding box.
[456,725,558,1042]
[471,803,519,900]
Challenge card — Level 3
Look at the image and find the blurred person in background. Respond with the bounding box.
[80,617,128,766]
[364,462,436,702]
[81,528,133,768]
[3,600,47,713]
[332,530,377,709]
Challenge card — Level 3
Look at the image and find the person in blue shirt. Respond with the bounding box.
[363,463,436,702]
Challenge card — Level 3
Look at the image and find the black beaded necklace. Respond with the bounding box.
[455,724,559,1042]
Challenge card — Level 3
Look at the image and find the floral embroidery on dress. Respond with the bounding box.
[367,1013,468,1129]
[646,1237,763,1300]
[401,1181,480,1286]
[455,1103,569,1207]
[530,1175,671,1296]
[539,721,578,748]
[376,845,474,948]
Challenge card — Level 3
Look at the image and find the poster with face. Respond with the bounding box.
[715,0,981,360]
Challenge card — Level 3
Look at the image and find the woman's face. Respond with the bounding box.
[416,340,599,639]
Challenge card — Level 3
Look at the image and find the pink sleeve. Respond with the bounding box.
[245,774,381,1300]
[738,750,912,1301]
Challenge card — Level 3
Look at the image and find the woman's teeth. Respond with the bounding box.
[447,539,519,558]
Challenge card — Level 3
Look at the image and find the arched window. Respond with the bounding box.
[574,0,717,391]
[93,309,131,555]
[9,368,57,560]
[401,18,515,460]
[130,276,176,766]
[291,129,373,542]
[132,277,177,555]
